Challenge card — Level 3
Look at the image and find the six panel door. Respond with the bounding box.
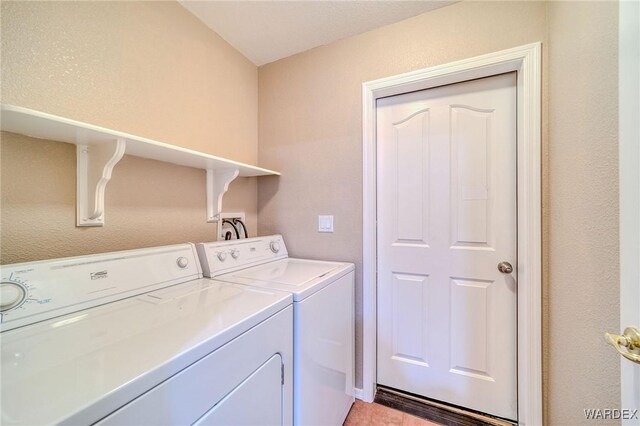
[376,73,518,421]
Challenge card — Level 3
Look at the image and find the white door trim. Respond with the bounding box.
[619,1,640,421]
[362,43,542,425]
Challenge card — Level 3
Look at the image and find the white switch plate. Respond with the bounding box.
[318,215,334,233]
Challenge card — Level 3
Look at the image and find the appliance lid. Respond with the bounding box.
[218,258,354,301]
[1,278,291,426]
[232,258,341,285]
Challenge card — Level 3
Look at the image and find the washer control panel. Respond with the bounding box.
[0,244,202,332]
[196,235,288,278]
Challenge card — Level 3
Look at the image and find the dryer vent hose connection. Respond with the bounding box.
[221,218,248,239]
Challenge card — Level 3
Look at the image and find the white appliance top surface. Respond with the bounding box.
[217,258,354,301]
[1,278,292,425]
[232,258,341,286]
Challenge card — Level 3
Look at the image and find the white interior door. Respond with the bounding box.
[376,73,517,421]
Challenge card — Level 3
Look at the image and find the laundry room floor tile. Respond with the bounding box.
[344,400,441,426]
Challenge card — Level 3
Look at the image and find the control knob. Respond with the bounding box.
[1,282,27,312]
[269,241,281,253]
[176,257,189,269]
[230,249,240,259]
[217,252,227,262]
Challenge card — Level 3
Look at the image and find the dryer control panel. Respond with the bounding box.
[197,235,288,278]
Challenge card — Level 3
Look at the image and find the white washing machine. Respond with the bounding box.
[0,243,293,425]
[196,235,355,426]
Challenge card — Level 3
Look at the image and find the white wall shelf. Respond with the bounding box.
[1,104,279,226]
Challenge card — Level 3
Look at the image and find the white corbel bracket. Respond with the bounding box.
[207,169,240,222]
[76,138,126,227]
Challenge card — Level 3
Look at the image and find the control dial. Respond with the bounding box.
[176,257,189,269]
[1,282,27,312]
[217,252,227,262]
[269,241,281,253]
[230,249,239,259]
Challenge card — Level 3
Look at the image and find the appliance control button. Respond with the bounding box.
[217,252,227,262]
[176,257,189,269]
[0,282,27,312]
[230,249,239,259]
[269,241,281,253]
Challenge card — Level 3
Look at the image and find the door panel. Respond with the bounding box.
[394,109,430,246]
[450,278,493,380]
[450,105,494,248]
[194,355,282,426]
[376,73,517,420]
[392,273,430,365]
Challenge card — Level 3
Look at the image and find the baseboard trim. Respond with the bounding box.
[354,387,364,400]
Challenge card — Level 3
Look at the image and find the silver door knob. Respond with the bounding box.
[498,261,513,274]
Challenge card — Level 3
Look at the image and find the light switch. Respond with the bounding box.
[318,215,334,233]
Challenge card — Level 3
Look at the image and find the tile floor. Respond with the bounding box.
[344,400,441,426]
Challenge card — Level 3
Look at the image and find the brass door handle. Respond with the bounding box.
[604,327,640,364]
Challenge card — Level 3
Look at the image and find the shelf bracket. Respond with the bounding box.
[206,168,240,223]
[76,138,126,227]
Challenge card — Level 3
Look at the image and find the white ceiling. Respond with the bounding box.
[179,1,455,66]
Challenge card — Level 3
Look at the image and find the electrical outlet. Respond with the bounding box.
[217,212,247,241]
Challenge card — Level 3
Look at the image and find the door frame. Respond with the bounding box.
[619,1,640,421]
[361,43,542,425]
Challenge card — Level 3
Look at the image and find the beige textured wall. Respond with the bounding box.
[258,1,619,424]
[547,2,620,424]
[1,1,259,263]
[259,0,546,392]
